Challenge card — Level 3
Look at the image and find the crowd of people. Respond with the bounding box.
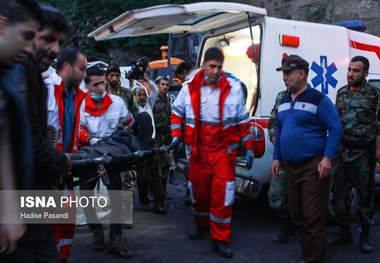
[0,1,379,263]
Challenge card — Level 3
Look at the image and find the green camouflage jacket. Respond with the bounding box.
[268,90,288,140]
[116,86,139,119]
[153,93,173,146]
[335,81,380,161]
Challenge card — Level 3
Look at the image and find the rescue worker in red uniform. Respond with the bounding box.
[171,48,255,259]
[44,47,87,261]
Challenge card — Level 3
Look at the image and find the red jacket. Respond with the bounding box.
[171,69,255,157]
[45,71,86,153]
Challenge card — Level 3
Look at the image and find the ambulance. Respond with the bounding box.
[88,2,380,209]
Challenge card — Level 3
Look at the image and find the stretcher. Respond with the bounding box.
[67,128,177,187]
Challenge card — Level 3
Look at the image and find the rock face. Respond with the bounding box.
[247,0,380,36]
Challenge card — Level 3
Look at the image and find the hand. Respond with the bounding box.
[170,137,182,152]
[270,136,275,145]
[125,70,131,79]
[143,73,150,82]
[246,149,254,169]
[318,156,332,180]
[0,224,26,254]
[170,137,180,146]
[271,159,280,178]
[90,137,101,146]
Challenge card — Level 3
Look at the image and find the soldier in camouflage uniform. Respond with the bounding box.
[267,89,293,243]
[153,76,175,199]
[106,64,138,227]
[332,56,380,253]
[106,64,139,119]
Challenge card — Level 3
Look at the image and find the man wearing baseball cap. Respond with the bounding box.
[271,55,342,263]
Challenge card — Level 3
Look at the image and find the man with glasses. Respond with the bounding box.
[271,55,342,263]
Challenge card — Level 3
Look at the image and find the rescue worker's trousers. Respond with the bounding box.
[189,147,235,243]
[285,156,329,263]
[333,153,375,226]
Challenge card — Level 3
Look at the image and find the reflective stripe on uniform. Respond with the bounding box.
[192,208,209,217]
[224,181,235,206]
[237,112,250,123]
[185,117,195,126]
[223,117,235,128]
[172,105,184,117]
[210,213,231,224]
[56,238,73,250]
[199,120,221,125]
[187,181,196,204]
[227,143,240,154]
[242,133,255,143]
[171,124,182,130]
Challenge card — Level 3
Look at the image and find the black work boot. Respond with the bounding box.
[360,225,374,253]
[188,227,209,240]
[212,240,233,258]
[327,225,353,246]
[91,225,105,251]
[272,219,293,243]
[108,233,133,258]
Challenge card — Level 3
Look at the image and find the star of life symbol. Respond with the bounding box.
[310,56,338,94]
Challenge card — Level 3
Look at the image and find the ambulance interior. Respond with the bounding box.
[200,25,261,115]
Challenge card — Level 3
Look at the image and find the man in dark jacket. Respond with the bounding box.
[22,6,73,189]
[0,0,43,260]
[4,6,73,263]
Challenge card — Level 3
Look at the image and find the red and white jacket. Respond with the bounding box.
[45,71,86,153]
[78,93,133,145]
[171,69,255,157]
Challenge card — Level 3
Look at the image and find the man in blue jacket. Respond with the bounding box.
[271,55,342,263]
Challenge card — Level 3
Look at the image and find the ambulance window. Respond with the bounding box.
[200,25,261,115]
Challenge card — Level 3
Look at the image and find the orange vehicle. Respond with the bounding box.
[147,46,185,86]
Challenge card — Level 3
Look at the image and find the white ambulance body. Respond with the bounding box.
[89,2,380,198]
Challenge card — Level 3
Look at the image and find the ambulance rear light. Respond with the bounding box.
[250,123,265,158]
[279,34,300,47]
